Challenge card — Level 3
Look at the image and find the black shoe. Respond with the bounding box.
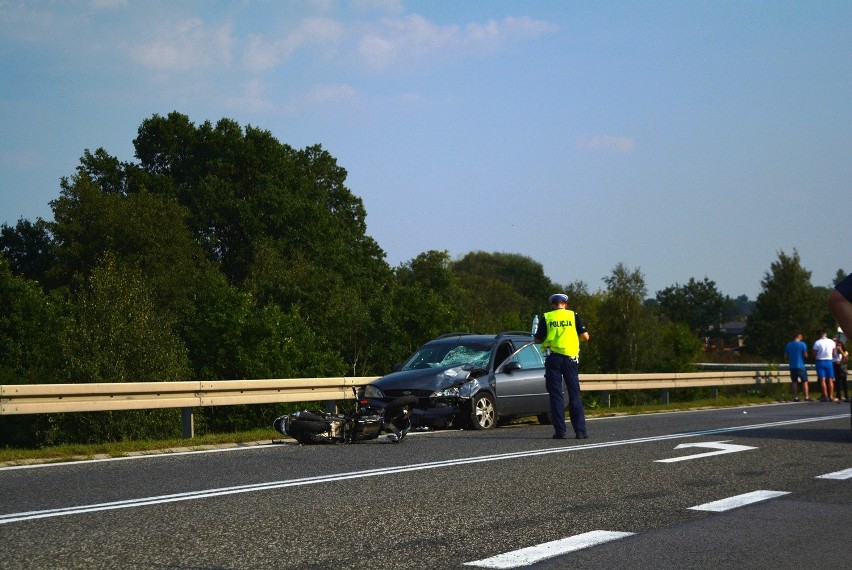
[576,433,588,439]
[552,434,568,439]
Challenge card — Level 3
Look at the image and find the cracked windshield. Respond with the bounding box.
[403,343,491,370]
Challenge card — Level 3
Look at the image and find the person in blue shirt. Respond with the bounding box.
[784,333,810,402]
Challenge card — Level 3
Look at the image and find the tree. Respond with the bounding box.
[655,277,725,334]
[0,258,63,384]
[453,251,556,304]
[597,263,648,372]
[0,218,58,286]
[58,253,190,384]
[131,113,394,374]
[452,251,559,333]
[50,169,210,317]
[32,254,194,445]
[745,250,834,358]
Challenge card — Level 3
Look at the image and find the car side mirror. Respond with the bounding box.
[503,361,522,373]
[391,363,403,372]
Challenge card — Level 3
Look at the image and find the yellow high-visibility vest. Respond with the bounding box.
[541,308,580,357]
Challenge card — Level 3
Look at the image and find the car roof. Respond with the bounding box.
[423,331,534,346]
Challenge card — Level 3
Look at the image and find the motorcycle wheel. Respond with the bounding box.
[287,418,333,444]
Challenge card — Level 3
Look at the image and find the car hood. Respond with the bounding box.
[373,365,481,391]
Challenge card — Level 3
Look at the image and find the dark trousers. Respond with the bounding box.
[544,352,586,436]
[835,364,848,398]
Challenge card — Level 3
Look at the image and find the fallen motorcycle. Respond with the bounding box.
[273,394,418,445]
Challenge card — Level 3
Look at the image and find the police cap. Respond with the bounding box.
[549,293,569,304]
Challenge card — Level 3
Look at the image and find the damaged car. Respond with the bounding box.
[359,332,562,430]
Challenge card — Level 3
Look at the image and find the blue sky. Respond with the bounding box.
[1,0,849,300]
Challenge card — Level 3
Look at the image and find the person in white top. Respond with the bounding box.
[812,331,836,401]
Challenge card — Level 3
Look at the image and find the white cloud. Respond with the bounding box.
[352,0,405,15]
[464,16,559,51]
[304,83,357,104]
[132,19,235,73]
[243,17,343,72]
[90,0,128,9]
[357,14,558,73]
[227,79,278,114]
[577,135,636,154]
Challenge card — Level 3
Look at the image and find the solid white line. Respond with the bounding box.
[816,467,852,480]
[1,415,843,524]
[689,490,790,512]
[2,412,846,472]
[464,530,634,568]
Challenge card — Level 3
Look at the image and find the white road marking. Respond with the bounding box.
[0,414,845,524]
[655,440,757,463]
[1,412,845,472]
[816,467,852,480]
[463,530,634,569]
[689,490,790,512]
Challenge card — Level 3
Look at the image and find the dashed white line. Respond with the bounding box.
[463,530,635,569]
[816,467,852,480]
[689,490,790,512]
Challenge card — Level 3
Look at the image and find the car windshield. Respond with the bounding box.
[401,341,492,371]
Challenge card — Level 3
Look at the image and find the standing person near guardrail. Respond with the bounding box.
[832,339,848,402]
[534,293,590,440]
[784,333,810,402]
[812,331,836,402]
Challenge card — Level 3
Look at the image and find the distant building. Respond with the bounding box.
[705,321,746,351]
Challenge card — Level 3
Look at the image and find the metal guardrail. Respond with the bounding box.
[0,370,781,437]
[0,377,377,415]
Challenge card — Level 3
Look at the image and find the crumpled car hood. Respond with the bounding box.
[373,365,481,391]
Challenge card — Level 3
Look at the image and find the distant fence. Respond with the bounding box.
[0,369,783,438]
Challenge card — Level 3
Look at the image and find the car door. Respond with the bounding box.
[492,342,548,416]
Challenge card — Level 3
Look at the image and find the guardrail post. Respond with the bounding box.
[182,407,194,439]
[325,400,337,414]
[601,391,611,407]
[661,388,669,405]
[711,386,718,399]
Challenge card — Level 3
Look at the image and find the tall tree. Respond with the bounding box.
[58,253,190,384]
[597,263,648,372]
[745,250,834,358]
[453,251,556,304]
[452,251,558,333]
[0,218,58,286]
[50,169,209,316]
[393,250,465,352]
[655,277,725,334]
[131,113,394,374]
[0,258,63,384]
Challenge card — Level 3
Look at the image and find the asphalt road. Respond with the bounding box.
[1,402,850,569]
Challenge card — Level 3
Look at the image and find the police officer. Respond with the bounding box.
[534,293,590,439]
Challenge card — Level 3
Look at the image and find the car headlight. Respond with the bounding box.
[362,384,385,399]
[431,386,461,399]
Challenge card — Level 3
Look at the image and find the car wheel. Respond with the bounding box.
[469,392,497,430]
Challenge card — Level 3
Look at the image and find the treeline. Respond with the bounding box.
[0,113,840,446]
